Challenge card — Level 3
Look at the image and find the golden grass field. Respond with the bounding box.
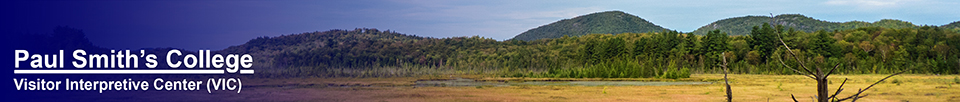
[230,74,960,102]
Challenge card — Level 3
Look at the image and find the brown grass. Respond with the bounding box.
[165,74,960,102]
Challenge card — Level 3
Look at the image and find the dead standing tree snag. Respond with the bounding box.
[721,52,731,102]
[774,29,909,102]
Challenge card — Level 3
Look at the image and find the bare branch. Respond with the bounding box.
[849,89,869,102]
[791,94,799,102]
[827,78,848,99]
[825,63,842,77]
[773,26,908,102]
[852,93,867,102]
[775,31,812,73]
[777,54,815,79]
[836,69,907,101]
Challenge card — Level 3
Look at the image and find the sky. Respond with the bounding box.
[5,0,959,50]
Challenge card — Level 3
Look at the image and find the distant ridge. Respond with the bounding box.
[510,11,669,41]
[691,14,918,35]
[943,21,960,31]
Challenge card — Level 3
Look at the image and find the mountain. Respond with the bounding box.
[945,21,960,27]
[510,11,669,41]
[691,14,919,35]
[944,21,960,32]
[217,28,457,75]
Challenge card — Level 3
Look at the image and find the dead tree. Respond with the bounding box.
[721,52,732,102]
[775,30,908,102]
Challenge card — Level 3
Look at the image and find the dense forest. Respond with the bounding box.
[17,18,960,79]
[509,11,927,42]
[945,21,960,33]
[222,23,960,78]
[510,11,669,41]
[691,14,918,35]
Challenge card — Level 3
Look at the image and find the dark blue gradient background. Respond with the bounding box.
[4,1,262,101]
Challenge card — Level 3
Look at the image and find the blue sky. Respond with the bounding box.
[6,0,959,50]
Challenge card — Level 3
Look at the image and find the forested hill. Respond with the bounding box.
[691,14,918,35]
[218,26,960,78]
[217,28,511,77]
[218,28,435,69]
[944,21,960,32]
[510,11,669,41]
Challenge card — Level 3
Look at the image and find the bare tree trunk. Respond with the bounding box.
[725,70,732,102]
[722,52,732,102]
[817,74,828,102]
[775,27,908,102]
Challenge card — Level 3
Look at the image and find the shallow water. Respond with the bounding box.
[415,78,712,87]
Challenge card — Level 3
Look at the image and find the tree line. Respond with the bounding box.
[223,25,960,78]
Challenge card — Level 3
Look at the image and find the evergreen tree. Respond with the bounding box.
[748,23,778,63]
[702,30,729,69]
[810,30,839,58]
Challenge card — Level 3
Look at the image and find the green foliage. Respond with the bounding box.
[809,30,840,58]
[603,86,608,94]
[943,21,960,33]
[27,19,960,79]
[944,21,960,28]
[539,59,661,78]
[892,79,901,86]
[954,77,959,84]
[662,67,691,79]
[224,24,960,78]
[747,23,781,64]
[777,82,784,91]
[692,14,920,35]
[510,11,669,41]
[701,30,729,69]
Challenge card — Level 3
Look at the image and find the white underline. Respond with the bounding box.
[240,70,254,74]
[13,70,255,74]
